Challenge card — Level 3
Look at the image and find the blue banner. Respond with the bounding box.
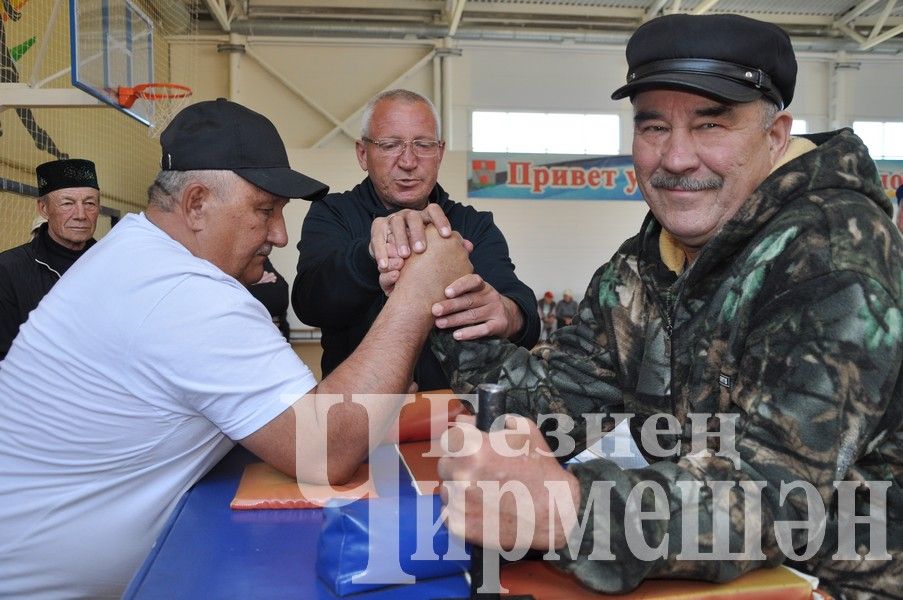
[876,159,903,198]
[468,153,643,201]
[468,155,903,202]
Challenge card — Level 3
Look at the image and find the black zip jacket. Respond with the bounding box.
[292,177,539,390]
[0,224,95,360]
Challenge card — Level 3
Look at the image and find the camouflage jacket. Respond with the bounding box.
[432,129,902,599]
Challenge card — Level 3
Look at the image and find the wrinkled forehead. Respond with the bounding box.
[371,99,440,137]
[631,87,737,112]
[43,186,101,204]
[628,89,764,128]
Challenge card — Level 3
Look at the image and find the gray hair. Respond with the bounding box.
[360,89,441,139]
[760,98,781,130]
[147,170,234,211]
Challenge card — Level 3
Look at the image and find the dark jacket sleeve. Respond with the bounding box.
[0,261,19,361]
[291,198,382,326]
[462,208,540,348]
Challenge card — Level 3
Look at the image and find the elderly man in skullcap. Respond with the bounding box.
[0,158,100,359]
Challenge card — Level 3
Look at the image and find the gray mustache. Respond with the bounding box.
[649,173,723,191]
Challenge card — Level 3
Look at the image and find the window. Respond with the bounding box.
[472,111,619,155]
[790,119,808,135]
[853,121,903,159]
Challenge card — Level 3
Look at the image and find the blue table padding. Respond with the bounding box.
[124,445,469,599]
[318,494,470,595]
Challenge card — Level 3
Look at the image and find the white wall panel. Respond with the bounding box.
[848,60,903,121]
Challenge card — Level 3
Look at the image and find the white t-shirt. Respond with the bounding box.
[0,213,316,598]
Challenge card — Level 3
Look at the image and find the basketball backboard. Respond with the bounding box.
[69,0,155,125]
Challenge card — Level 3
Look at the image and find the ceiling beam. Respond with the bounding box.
[861,22,903,49]
[866,0,896,40]
[463,3,635,19]
[203,0,233,33]
[248,0,440,8]
[644,0,670,22]
[835,22,868,44]
[837,0,881,26]
[447,0,466,37]
[834,0,903,50]
[202,1,903,53]
[691,0,721,15]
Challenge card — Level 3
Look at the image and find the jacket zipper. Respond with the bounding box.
[33,259,61,279]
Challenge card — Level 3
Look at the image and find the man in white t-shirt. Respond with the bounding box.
[0,99,472,598]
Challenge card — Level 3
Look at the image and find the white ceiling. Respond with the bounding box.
[193,0,903,53]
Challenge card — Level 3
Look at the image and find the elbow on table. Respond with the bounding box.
[325,459,361,486]
[290,450,364,487]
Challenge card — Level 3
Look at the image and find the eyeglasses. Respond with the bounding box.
[361,137,444,158]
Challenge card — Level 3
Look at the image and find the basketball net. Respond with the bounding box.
[116,83,193,138]
[147,93,192,138]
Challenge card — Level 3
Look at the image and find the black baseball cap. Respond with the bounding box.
[160,98,328,201]
[611,14,797,109]
[36,159,99,196]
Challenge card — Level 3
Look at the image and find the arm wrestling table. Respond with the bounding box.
[124,442,817,600]
[123,444,469,599]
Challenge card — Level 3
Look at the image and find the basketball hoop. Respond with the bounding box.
[116,83,193,137]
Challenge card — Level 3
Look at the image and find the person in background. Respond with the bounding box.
[537,290,556,342]
[433,14,901,599]
[0,158,100,360]
[293,88,538,390]
[0,99,472,598]
[554,288,578,329]
[248,257,291,341]
[29,216,47,239]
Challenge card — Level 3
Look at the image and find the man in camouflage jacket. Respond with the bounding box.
[432,14,902,600]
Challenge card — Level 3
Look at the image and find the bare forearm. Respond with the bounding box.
[246,287,437,486]
[314,286,436,482]
[322,289,432,392]
[247,227,472,485]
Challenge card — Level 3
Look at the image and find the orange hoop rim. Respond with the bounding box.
[116,83,193,108]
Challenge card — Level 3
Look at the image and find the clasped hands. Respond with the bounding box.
[369,205,524,341]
